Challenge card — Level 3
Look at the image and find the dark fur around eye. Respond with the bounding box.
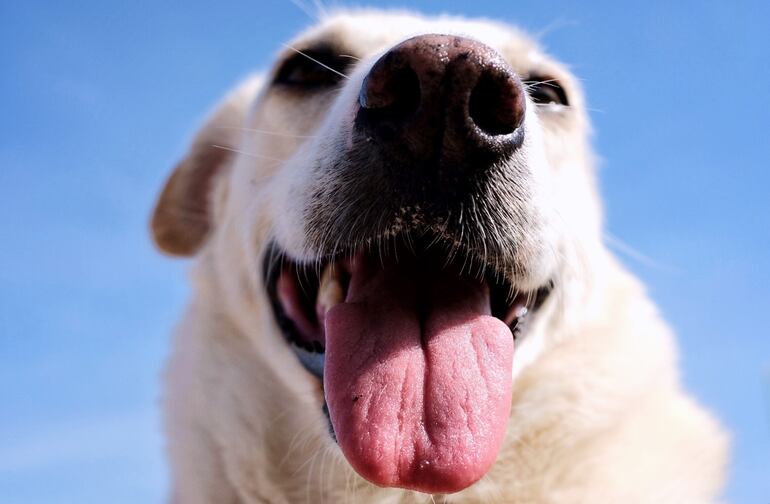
[273,46,352,89]
[524,76,569,107]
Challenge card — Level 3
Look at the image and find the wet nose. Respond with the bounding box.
[356,34,526,177]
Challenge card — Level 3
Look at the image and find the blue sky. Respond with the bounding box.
[1,0,768,502]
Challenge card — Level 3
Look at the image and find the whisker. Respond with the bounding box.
[288,0,319,20]
[533,17,579,41]
[215,126,318,139]
[282,44,350,80]
[604,232,682,274]
[311,0,328,18]
[210,144,288,163]
[522,78,562,89]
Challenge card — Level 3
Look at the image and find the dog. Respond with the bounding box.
[151,9,728,503]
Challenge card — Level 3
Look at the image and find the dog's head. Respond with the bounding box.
[152,10,604,495]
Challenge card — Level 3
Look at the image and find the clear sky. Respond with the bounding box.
[1,1,768,502]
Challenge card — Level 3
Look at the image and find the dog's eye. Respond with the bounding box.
[274,48,351,89]
[525,76,569,107]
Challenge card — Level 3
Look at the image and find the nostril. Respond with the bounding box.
[359,65,421,122]
[468,70,525,136]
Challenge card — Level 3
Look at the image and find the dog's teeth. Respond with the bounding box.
[317,264,344,314]
[504,303,529,326]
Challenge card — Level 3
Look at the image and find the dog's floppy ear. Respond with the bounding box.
[151,75,263,256]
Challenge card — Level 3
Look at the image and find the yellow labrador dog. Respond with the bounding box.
[151,10,728,503]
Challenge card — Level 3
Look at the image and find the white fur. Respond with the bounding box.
[156,10,728,503]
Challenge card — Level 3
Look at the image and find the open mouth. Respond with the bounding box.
[264,234,551,493]
[265,237,551,378]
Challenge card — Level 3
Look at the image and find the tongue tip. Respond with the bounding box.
[343,447,498,494]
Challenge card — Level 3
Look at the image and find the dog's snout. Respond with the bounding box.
[356,34,525,176]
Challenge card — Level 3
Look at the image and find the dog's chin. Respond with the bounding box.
[263,233,551,494]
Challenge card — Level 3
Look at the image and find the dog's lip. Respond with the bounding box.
[263,238,552,380]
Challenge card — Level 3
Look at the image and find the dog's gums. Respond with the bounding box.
[266,236,551,492]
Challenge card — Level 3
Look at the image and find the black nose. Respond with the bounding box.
[356,34,525,178]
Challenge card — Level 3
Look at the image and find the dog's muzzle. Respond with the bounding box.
[266,35,549,496]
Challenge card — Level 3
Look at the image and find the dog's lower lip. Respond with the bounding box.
[264,238,552,379]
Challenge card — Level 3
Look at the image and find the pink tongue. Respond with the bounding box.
[324,257,514,494]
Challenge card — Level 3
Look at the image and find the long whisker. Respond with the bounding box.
[604,232,682,274]
[522,78,562,89]
[533,17,579,41]
[282,44,350,80]
[311,0,328,18]
[215,126,318,139]
[210,144,288,163]
[287,0,318,20]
